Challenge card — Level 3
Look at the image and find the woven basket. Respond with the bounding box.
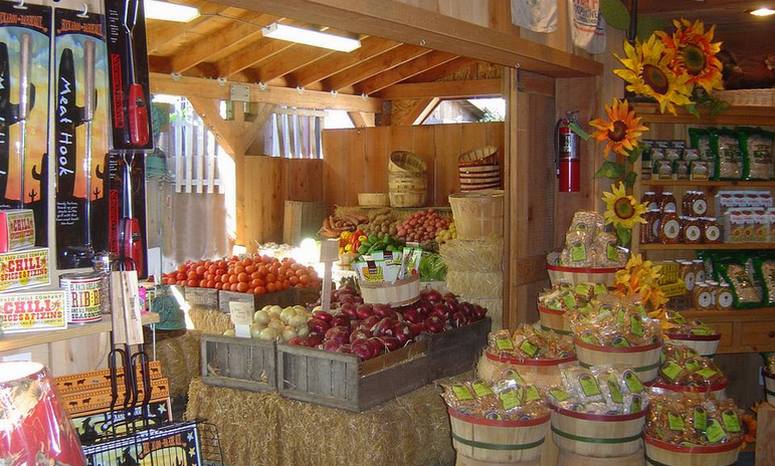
[357,193,389,208]
[359,275,420,306]
[449,190,504,239]
[389,151,427,173]
[665,333,721,358]
[647,379,727,400]
[477,352,575,387]
[551,406,646,458]
[575,340,662,382]
[459,145,498,167]
[644,435,741,466]
[713,88,775,107]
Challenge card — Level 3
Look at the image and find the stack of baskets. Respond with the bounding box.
[388,151,427,207]
[443,190,504,328]
[458,145,501,192]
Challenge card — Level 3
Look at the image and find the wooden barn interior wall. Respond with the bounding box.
[320,122,504,210]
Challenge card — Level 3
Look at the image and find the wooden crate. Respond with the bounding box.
[276,340,429,411]
[200,334,277,392]
[184,287,219,310]
[283,200,327,246]
[218,287,320,314]
[426,317,491,380]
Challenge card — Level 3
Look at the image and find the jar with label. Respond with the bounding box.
[646,209,662,244]
[705,281,720,307]
[753,209,769,242]
[660,192,677,213]
[678,260,697,291]
[716,283,734,310]
[684,148,700,162]
[655,160,674,180]
[642,192,659,211]
[641,210,657,244]
[692,259,707,283]
[702,217,722,243]
[693,283,714,309]
[674,160,690,179]
[689,160,710,180]
[659,212,682,243]
[682,217,703,244]
[686,191,708,217]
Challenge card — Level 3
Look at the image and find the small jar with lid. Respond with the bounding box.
[642,192,659,211]
[659,212,682,244]
[686,191,708,217]
[692,259,707,283]
[660,192,677,213]
[645,209,662,244]
[702,217,722,244]
[716,283,734,310]
[681,216,703,244]
[678,260,697,291]
[705,280,720,307]
[693,283,713,309]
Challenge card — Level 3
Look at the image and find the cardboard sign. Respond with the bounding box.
[0,247,50,291]
[0,290,66,333]
[230,301,253,338]
[0,210,35,252]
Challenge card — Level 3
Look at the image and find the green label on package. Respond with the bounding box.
[570,244,587,262]
[495,335,514,351]
[706,419,727,443]
[685,359,701,373]
[594,283,608,295]
[624,371,644,393]
[690,325,714,336]
[607,379,624,403]
[722,411,741,433]
[519,340,539,357]
[580,332,598,345]
[500,389,522,410]
[549,388,570,402]
[579,374,601,397]
[452,385,474,401]
[630,315,645,336]
[472,382,493,398]
[504,370,525,385]
[630,395,643,413]
[524,386,541,403]
[662,361,683,381]
[607,244,619,261]
[668,413,685,431]
[574,283,592,295]
[562,294,576,309]
[693,407,707,432]
[612,336,631,348]
[696,368,718,379]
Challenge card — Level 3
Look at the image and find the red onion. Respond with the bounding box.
[312,310,334,323]
[424,315,445,333]
[355,304,374,320]
[323,340,343,352]
[324,326,350,344]
[332,315,351,328]
[379,336,401,351]
[350,329,371,343]
[308,318,331,335]
[351,340,373,360]
[306,332,323,347]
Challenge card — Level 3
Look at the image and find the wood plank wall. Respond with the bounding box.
[321,122,504,210]
[241,156,324,247]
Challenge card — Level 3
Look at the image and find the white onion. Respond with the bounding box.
[282,326,298,341]
[253,310,270,324]
[280,307,295,323]
[297,326,310,337]
[259,327,280,341]
[289,315,308,328]
[268,305,283,316]
[293,305,307,314]
[268,320,284,331]
[312,305,322,313]
[250,324,265,338]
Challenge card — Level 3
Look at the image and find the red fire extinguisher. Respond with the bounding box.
[556,111,580,193]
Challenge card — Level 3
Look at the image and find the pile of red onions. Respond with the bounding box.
[289,288,487,360]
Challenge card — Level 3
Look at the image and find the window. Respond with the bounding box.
[422,98,506,125]
[263,106,325,159]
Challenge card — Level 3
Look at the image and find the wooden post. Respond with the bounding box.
[319,239,339,312]
[502,67,518,330]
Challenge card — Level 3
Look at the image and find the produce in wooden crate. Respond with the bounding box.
[246,304,312,342]
[441,377,549,420]
[396,209,450,243]
[360,207,399,237]
[161,255,320,294]
[548,363,648,416]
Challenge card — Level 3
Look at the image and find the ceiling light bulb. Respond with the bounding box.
[145,0,200,22]
[262,23,361,52]
[750,7,775,16]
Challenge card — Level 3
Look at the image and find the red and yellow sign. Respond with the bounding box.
[0,247,49,291]
[0,290,66,333]
[0,210,35,252]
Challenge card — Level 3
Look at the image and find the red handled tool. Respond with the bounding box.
[123,0,148,147]
[119,153,144,275]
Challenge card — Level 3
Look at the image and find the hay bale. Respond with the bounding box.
[186,378,455,466]
[154,331,202,398]
[440,239,503,272]
[446,271,502,298]
[188,307,231,335]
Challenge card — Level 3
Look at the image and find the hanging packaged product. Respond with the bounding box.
[107,151,148,277]
[0,290,66,333]
[0,2,51,246]
[0,247,49,291]
[0,209,35,252]
[53,7,110,270]
[104,0,153,150]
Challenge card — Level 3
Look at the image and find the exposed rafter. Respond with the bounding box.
[378,79,502,99]
[323,44,431,92]
[407,57,476,83]
[252,45,335,83]
[146,2,227,54]
[356,50,457,95]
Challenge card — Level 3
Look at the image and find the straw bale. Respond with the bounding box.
[186,378,455,466]
[154,331,202,398]
[188,307,231,335]
[440,238,503,272]
[446,271,502,298]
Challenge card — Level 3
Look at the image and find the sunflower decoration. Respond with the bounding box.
[614,254,668,312]
[614,35,693,115]
[590,98,649,157]
[658,18,723,94]
[602,182,647,229]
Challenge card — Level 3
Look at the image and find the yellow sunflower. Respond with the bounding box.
[614,254,667,311]
[589,98,649,157]
[614,35,693,115]
[602,182,647,229]
[658,18,723,93]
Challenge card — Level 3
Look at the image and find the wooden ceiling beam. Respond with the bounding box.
[200,0,602,76]
[323,44,432,92]
[377,79,502,100]
[356,50,458,95]
[216,38,295,79]
[146,2,227,54]
[150,72,383,113]
[391,98,438,126]
[405,57,477,83]
[169,13,276,73]
[251,46,336,83]
[291,37,402,88]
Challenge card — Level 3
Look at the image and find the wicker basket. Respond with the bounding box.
[574,340,662,382]
[389,150,427,173]
[388,152,426,207]
[665,333,721,357]
[551,406,646,458]
[713,88,775,107]
[546,254,621,287]
[357,193,389,208]
[449,190,504,239]
[538,305,572,335]
[449,408,550,464]
[477,352,575,387]
[459,145,498,167]
[359,275,420,306]
[647,379,727,400]
[644,435,741,466]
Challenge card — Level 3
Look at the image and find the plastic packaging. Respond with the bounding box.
[486,323,575,360]
[548,362,648,415]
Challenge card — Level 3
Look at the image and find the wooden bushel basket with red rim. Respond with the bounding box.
[665,332,721,358]
[574,339,662,383]
[644,435,741,466]
[477,351,576,387]
[537,304,572,336]
[550,405,647,458]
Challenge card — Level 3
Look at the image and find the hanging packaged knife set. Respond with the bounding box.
[0,0,151,276]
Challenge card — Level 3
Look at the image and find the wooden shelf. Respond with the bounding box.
[642,180,775,188]
[0,312,160,353]
[632,102,775,126]
[682,307,775,321]
[356,205,451,211]
[640,243,775,251]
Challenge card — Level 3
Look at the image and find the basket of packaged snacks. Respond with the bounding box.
[571,298,663,382]
[477,325,576,386]
[661,310,721,357]
[547,212,626,287]
[644,392,745,466]
[353,246,422,306]
[537,283,608,335]
[648,343,728,400]
[441,377,551,465]
[549,364,648,458]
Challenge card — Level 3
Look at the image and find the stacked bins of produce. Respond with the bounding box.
[388,151,427,208]
[443,190,504,328]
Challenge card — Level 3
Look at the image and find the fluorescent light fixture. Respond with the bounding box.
[145,0,200,22]
[262,23,361,52]
[750,7,775,16]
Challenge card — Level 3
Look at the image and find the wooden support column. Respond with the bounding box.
[503,68,518,329]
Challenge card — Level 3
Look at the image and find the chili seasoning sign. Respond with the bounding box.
[0,247,49,291]
[0,290,66,333]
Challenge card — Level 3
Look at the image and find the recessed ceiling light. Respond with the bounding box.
[145,0,200,22]
[262,23,361,52]
[750,7,775,16]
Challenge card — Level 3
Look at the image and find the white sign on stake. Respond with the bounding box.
[230,301,253,338]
